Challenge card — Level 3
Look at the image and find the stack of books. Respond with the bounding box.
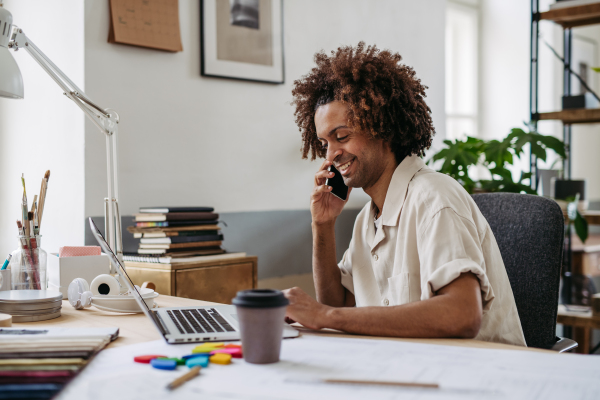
[0,328,116,399]
[124,206,245,266]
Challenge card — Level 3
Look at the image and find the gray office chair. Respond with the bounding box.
[472,193,577,352]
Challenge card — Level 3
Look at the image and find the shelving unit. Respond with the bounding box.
[540,3,600,27]
[530,1,600,346]
[563,210,600,224]
[537,108,600,123]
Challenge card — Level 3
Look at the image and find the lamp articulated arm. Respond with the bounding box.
[8,26,124,270]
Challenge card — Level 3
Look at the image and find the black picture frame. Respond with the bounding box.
[200,0,284,84]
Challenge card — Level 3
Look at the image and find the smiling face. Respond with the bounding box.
[314,101,394,191]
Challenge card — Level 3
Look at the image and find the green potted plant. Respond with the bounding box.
[428,124,588,243]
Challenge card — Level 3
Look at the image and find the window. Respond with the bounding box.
[445,0,479,141]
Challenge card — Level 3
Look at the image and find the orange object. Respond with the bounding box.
[209,353,232,365]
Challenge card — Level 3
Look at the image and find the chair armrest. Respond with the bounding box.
[551,337,578,353]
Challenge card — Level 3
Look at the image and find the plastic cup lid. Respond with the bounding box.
[232,289,289,308]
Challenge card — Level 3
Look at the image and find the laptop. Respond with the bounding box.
[89,218,300,344]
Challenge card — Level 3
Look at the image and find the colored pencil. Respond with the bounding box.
[166,366,201,390]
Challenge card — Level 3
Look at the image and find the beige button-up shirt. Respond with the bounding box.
[338,155,527,346]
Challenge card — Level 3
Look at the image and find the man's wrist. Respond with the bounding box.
[311,220,336,231]
[315,304,335,330]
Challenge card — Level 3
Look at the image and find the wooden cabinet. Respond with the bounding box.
[124,256,257,304]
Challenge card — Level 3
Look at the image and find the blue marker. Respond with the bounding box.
[150,358,177,370]
[186,357,209,368]
[1,254,11,270]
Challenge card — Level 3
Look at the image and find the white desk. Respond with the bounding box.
[19,296,594,400]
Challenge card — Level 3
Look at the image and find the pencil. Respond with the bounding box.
[166,366,201,390]
[323,379,439,389]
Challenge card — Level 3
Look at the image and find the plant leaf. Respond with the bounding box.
[574,211,589,244]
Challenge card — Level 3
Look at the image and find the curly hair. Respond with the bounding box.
[291,42,435,163]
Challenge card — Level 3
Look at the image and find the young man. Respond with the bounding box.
[284,43,526,346]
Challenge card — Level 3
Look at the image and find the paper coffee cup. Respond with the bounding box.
[232,289,289,364]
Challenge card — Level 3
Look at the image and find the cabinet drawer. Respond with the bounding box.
[176,262,255,304]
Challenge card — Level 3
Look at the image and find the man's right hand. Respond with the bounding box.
[311,157,351,225]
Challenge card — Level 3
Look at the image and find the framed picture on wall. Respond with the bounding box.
[200,0,284,84]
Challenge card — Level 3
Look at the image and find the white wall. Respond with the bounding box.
[569,25,600,200]
[480,0,600,199]
[83,0,446,218]
[0,0,84,256]
[479,0,531,143]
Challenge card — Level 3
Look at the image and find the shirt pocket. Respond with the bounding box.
[387,272,410,306]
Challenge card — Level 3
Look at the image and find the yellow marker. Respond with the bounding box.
[198,342,224,348]
[192,347,216,354]
[192,343,225,353]
[209,353,232,365]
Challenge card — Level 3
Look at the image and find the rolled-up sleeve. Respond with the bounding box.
[418,207,495,311]
[338,248,355,294]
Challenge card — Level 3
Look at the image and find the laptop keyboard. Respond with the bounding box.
[167,308,235,335]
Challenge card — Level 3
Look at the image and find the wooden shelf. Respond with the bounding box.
[537,108,600,124]
[563,210,600,225]
[540,3,600,28]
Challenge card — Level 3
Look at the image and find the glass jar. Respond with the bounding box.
[10,235,47,290]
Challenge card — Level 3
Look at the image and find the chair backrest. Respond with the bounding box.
[472,193,564,349]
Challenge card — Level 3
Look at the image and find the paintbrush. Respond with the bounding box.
[16,220,27,286]
[28,211,40,289]
[30,195,37,213]
[21,174,28,228]
[37,170,50,231]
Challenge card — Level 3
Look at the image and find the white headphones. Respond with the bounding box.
[67,274,121,310]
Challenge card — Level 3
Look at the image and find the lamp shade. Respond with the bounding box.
[0,6,23,99]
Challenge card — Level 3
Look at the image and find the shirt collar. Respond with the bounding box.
[380,155,427,226]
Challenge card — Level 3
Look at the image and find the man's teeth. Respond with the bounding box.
[339,161,352,170]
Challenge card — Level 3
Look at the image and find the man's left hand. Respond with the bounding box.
[282,287,330,330]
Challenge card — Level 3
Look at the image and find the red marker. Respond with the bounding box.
[134,354,167,364]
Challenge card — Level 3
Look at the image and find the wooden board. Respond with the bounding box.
[563,210,600,225]
[11,296,551,353]
[540,3,600,28]
[176,263,255,304]
[557,304,600,330]
[537,108,600,124]
[108,0,183,52]
[124,256,257,271]
[125,267,175,295]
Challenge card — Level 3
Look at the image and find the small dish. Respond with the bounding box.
[92,287,159,313]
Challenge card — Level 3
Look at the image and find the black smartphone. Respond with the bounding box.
[326,165,349,201]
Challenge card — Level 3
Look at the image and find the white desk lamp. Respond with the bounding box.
[0,3,124,272]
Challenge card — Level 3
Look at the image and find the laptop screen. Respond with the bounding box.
[88,218,152,316]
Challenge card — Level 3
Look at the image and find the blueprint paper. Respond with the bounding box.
[56,335,600,400]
